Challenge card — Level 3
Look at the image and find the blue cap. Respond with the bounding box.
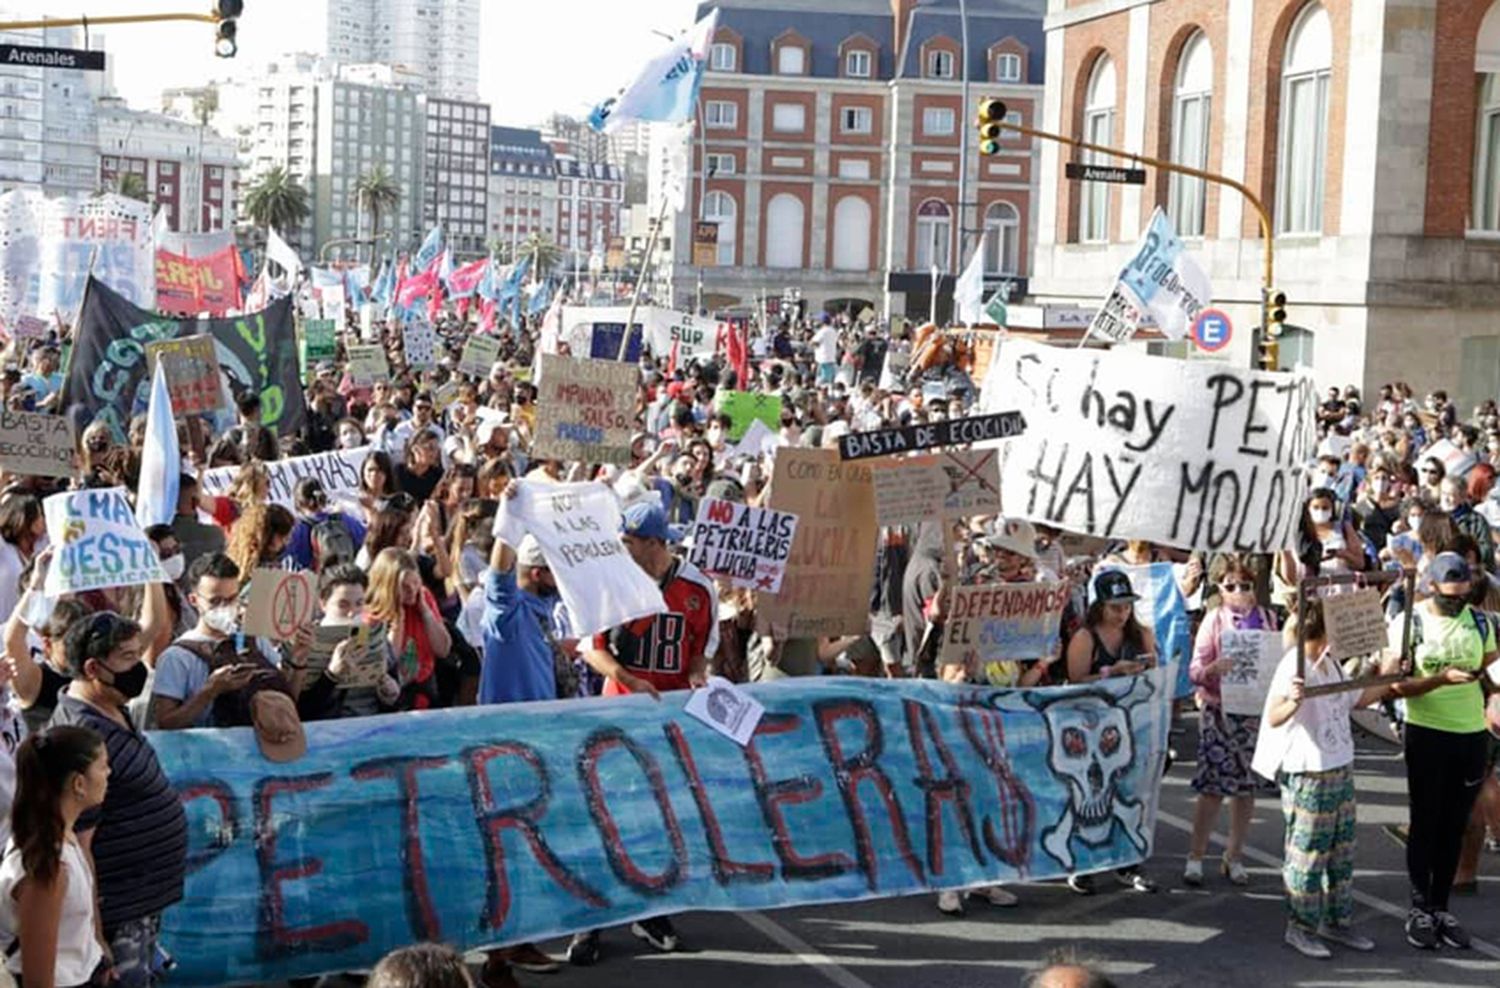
[621,501,683,543]
[1430,552,1472,585]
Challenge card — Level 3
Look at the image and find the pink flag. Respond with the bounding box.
[446,257,489,297]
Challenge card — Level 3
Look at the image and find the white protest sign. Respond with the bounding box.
[684,676,764,746]
[1321,588,1387,661]
[403,321,438,370]
[200,447,369,510]
[685,497,799,593]
[728,418,783,460]
[43,487,167,595]
[1424,438,1476,478]
[320,283,346,320]
[243,568,319,641]
[492,479,666,636]
[1086,283,1146,345]
[1219,629,1283,717]
[0,410,74,479]
[981,338,1318,552]
[460,335,502,377]
[346,344,388,386]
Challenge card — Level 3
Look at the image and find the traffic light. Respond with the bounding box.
[214,0,243,58]
[1260,287,1287,370]
[976,98,1008,156]
[1258,337,1280,371]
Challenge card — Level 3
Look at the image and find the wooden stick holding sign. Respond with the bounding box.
[1297,570,1414,697]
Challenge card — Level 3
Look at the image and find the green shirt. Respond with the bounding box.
[1406,606,1494,734]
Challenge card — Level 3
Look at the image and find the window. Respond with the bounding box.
[772,103,805,132]
[846,49,872,78]
[1169,32,1213,237]
[923,107,956,136]
[705,152,735,176]
[765,193,804,268]
[832,196,871,271]
[705,100,737,128]
[1477,74,1500,231]
[983,201,1020,275]
[914,198,951,271]
[704,190,736,265]
[842,107,872,134]
[1277,3,1331,234]
[710,43,736,72]
[996,52,1022,83]
[777,45,806,76]
[927,50,955,79]
[838,158,871,179]
[1080,56,1116,242]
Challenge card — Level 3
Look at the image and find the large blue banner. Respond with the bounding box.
[153,672,1172,986]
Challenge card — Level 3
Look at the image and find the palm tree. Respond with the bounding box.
[116,172,149,203]
[243,166,310,237]
[351,165,401,263]
[517,232,562,274]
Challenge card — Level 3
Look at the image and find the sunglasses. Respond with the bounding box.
[1220,582,1252,593]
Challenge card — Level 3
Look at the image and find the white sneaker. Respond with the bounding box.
[1183,858,1204,887]
[976,885,1018,907]
[1221,857,1249,886]
[936,890,964,916]
[1285,924,1332,959]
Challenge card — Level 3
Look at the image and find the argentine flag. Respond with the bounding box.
[588,9,719,134]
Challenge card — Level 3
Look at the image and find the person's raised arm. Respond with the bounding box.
[138,578,171,665]
[6,548,51,706]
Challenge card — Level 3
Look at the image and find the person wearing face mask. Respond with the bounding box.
[49,612,187,988]
[295,565,400,722]
[1438,477,1494,573]
[1354,462,1403,551]
[1278,491,1365,610]
[1184,563,1279,887]
[1384,553,1500,951]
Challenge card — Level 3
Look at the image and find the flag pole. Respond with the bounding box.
[618,195,670,362]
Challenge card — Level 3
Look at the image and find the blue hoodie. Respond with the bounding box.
[480,567,569,704]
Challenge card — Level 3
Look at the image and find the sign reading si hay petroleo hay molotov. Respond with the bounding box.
[150,668,1172,986]
[200,447,370,510]
[981,338,1317,553]
[532,354,638,464]
[0,409,73,479]
[940,581,1071,668]
[42,487,166,595]
[686,497,799,593]
[837,411,1027,461]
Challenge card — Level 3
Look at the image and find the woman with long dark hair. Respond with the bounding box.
[358,451,399,526]
[0,726,109,988]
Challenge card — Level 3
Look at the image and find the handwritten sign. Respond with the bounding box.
[716,391,783,441]
[7,315,48,340]
[459,335,501,377]
[871,450,1002,526]
[1321,589,1387,661]
[0,410,73,478]
[244,568,319,641]
[301,318,338,364]
[532,354,637,465]
[346,344,388,387]
[403,321,438,370]
[1218,629,1283,716]
[837,412,1028,460]
[146,334,223,416]
[149,669,1172,987]
[941,581,1070,670]
[982,339,1317,552]
[759,449,877,638]
[200,447,369,510]
[685,497,799,593]
[43,487,165,595]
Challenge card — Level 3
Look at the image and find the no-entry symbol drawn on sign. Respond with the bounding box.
[244,568,318,640]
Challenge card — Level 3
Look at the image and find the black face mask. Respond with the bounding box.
[1433,593,1469,618]
[103,661,149,701]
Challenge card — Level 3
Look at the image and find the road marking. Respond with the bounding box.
[1154,809,1500,962]
[738,910,878,988]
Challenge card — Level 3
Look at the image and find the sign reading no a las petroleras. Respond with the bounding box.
[981,339,1317,553]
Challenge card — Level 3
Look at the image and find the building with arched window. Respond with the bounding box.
[1024,0,1500,406]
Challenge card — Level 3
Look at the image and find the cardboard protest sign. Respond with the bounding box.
[531,354,637,464]
[940,581,1070,668]
[403,321,438,370]
[243,568,319,641]
[43,487,166,595]
[759,448,877,637]
[459,335,501,377]
[200,446,368,509]
[301,318,338,365]
[685,497,799,593]
[871,450,1002,526]
[838,411,1027,460]
[982,339,1317,553]
[492,479,666,636]
[150,668,1172,987]
[1321,588,1387,661]
[716,391,783,441]
[0,410,73,479]
[1218,629,1283,716]
[345,344,389,386]
[145,335,224,416]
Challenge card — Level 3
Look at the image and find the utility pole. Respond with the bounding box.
[955,0,970,283]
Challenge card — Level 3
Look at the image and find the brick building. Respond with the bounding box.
[1028,0,1500,405]
[679,0,1045,319]
[96,100,238,233]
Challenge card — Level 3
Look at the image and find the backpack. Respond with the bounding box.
[175,637,293,728]
[1409,606,1491,652]
[310,514,357,571]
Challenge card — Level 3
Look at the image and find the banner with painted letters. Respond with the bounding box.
[154,245,244,316]
[981,339,1317,554]
[200,447,370,511]
[151,668,1171,987]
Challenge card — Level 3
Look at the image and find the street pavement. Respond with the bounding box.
[515,718,1500,988]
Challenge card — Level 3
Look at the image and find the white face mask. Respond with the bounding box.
[1309,507,1333,525]
[161,554,185,582]
[1409,514,1424,531]
[202,604,239,635]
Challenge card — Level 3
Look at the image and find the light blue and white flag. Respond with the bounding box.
[135,361,180,529]
[1089,207,1211,344]
[413,225,444,273]
[528,278,553,316]
[587,9,719,134]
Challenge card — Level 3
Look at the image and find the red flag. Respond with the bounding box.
[479,298,498,334]
[725,320,748,385]
[427,285,444,324]
[666,340,679,377]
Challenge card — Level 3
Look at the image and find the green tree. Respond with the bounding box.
[243,165,310,235]
[517,232,562,274]
[115,172,149,203]
[351,165,401,261]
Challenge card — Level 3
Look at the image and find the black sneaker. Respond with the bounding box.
[1115,869,1158,894]
[566,930,601,966]
[1066,874,1095,896]
[1404,908,1438,950]
[1433,911,1471,949]
[631,916,680,952]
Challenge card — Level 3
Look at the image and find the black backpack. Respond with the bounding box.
[175,637,292,728]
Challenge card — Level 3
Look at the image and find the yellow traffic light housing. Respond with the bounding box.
[976,98,1008,156]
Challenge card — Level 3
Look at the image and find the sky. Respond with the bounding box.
[8,0,698,126]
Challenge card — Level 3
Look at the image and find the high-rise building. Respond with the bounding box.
[422,97,490,258]
[96,99,239,233]
[323,0,481,100]
[0,20,102,197]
